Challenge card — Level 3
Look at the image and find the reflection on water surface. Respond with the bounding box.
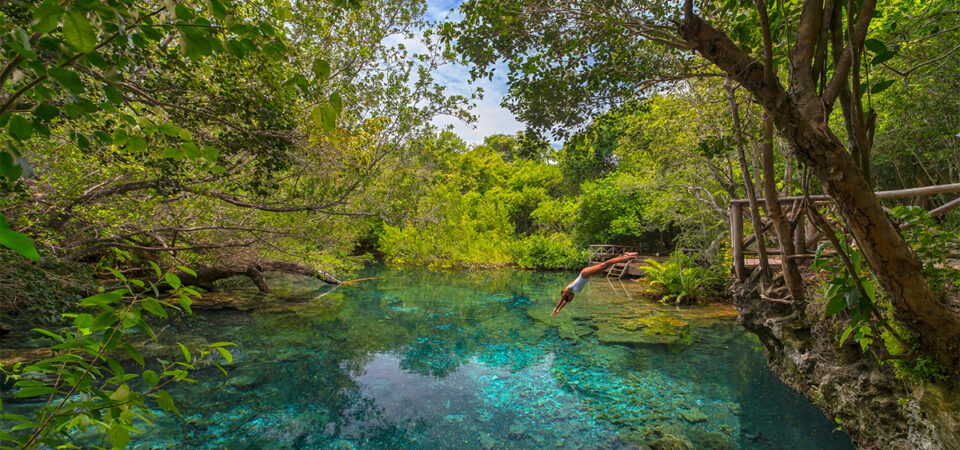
[116,265,850,448]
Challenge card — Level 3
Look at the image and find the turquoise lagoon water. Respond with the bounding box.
[59,266,857,448]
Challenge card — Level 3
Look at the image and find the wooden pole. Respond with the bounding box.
[929,196,960,218]
[731,203,745,280]
[793,212,807,255]
[729,182,960,205]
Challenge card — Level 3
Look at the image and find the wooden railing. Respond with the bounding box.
[729,183,960,281]
[588,244,640,265]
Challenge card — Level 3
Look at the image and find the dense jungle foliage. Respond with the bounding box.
[1,0,960,446]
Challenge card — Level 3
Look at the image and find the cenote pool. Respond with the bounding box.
[90,266,853,448]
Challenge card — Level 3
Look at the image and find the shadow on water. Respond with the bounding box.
[75,265,851,449]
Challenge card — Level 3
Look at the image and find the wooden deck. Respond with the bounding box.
[729,183,960,281]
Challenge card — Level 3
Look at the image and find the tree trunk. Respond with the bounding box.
[679,12,960,370]
[166,261,341,293]
[760,112,805,302]
[725,81,771,283]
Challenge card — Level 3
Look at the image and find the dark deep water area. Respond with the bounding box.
[11,265,855,449]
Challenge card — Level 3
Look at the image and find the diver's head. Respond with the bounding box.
[560,288,575,304]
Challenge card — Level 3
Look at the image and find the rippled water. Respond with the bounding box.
[32,265,856,448]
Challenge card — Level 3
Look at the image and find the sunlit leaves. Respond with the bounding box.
[310,104,338,132]
[63,11,98,53]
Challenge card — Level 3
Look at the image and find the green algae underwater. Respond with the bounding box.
[61,265,856,448]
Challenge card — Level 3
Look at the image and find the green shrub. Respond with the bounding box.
[513,233,586,269]
[638,252,726,303]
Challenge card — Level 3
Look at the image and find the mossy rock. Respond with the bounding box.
[595,314,691,346]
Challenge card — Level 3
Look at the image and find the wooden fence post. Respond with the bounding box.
[731,203,745,280]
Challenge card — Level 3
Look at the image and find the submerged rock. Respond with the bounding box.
[649,435,696,450]
[225,374,262,389]
[478,431,498,449]
[595,314,691,346]
[508,421,528,439]
[678,407,707,423]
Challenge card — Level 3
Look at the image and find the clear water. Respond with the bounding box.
[74,266,856,448]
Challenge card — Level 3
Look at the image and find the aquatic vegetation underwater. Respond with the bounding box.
[9,266,853,449]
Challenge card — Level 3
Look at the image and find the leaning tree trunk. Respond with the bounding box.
[678,10,960,370]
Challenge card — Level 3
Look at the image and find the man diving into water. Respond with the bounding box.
[551,252,639,316]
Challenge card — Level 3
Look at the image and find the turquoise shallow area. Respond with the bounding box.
[126,265,852,449]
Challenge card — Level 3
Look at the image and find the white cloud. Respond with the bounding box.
[431,62,525,145]
[378,0,526,145]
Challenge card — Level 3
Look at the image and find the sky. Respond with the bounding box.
[405,0,527,145]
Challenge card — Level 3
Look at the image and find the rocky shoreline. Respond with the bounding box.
[732,284,960,449]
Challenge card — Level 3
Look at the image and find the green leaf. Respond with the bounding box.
[871,79,896,94]
[176,265,197,277]
[47,67,84,93]
[0,153,22,181]
[182,142,202,159]
[175,4,196,21]
[864,38,887,54]
[164,273,181,289]
[122,343,145,366]
[155,390,177,414]
[872,51,897,66]
[33,0,64,33]
[79,291,124,307]
[0,413,32,422]
[825,293,848,316]
[203,146,219,162]
[215,347,232,363]
[143,369,159,387]
[106,357,125,377]
[109,383,131,402]
[0,224,39,261]
[176,295,192,314]
[31,328,65,342]
[90,311,118,330]
[839,325,855,346]
[320,105,336,131]
[209,0,229,19]
[32,103,59,121]
[863,279,876,301]
[181,31,213,60]
[15,386,55,398]
[63,11,98,53]
[330,92,343,113]
[107,423,130,449]
[8,115,32,141]
[158,123,180,137]
[141,298,166,318]
[103,84,123,105]
[149,261,162,278]
[127,135,147,152]
[178,343,191,362]
[312,58,331,80]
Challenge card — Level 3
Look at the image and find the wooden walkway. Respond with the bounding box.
[730,183,960,280]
